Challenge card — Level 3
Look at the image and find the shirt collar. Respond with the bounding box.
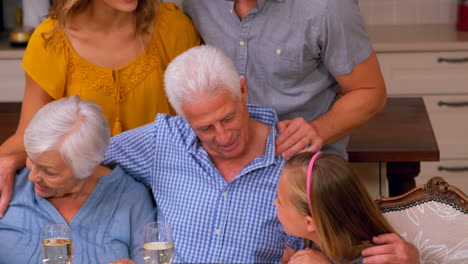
[224,0,285,13]
[185,104,280,161]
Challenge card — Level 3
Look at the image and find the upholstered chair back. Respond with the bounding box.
[376,177,468,264]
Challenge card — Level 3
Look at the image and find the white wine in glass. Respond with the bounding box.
[143,222,174,264]
[41,224,73,264]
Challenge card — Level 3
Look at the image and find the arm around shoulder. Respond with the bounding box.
[0,73,53,217]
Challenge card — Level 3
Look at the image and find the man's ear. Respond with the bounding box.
[240,77,248,104]
[305,215,317,233]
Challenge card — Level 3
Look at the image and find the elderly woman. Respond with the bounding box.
[0,96,155,263]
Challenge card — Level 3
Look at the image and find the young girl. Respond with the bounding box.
[274,152,395,264]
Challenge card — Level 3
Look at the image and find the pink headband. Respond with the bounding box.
[306,152,322,215]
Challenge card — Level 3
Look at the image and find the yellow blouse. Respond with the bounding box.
[22,3,200,135]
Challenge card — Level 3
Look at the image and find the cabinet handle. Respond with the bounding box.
[438,166,468,172]
[437,57,468,63]
[438,101,468,107]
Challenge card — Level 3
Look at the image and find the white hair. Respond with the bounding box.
[164,45,241,115]
[24,95,110,179]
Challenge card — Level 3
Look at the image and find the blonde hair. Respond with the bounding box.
[284,152,395,262]
[43,0,157,46]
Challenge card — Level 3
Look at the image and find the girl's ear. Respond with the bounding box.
[305,215,316,233]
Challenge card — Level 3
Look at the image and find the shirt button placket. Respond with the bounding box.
[211,187,230,262]
[237,16,252,79]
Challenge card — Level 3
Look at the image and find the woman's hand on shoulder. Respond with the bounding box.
[109,259,137,264]
[288,248,332,264]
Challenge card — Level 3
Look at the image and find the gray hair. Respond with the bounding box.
[164,45,241,115]
[24,95,110,179]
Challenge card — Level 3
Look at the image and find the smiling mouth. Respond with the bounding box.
[220,140,238,151]
[35,184,48,192]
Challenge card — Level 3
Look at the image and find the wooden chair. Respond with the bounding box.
[376,177,468,264]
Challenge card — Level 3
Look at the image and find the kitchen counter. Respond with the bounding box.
[367,24,468,52]
[0,35,25,59]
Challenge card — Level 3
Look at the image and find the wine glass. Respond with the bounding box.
[143,222,174,264]
[41,224,73,264]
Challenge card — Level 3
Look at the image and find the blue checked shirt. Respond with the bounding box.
[104,105,287,264]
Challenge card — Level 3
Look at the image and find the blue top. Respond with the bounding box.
[0,165,156,264]
[183,0,373,158]
[103,105,287,264]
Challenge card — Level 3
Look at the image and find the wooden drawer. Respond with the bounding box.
[418,160,468,193]
[0,59,24,102]
[378,52,468,95]
[423,95,468,159]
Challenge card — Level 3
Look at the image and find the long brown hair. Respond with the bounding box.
[43,0,157,45]
[284,152,395,262]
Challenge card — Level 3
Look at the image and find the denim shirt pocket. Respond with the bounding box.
[258,40,302,90]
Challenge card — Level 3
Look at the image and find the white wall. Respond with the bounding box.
[163,0,458,25]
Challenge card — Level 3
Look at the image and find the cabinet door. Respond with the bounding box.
[350,162,388,198]
[378,52,468,95]
[0,59,24,102]
[419,160,468,193]
[424,95,468,159]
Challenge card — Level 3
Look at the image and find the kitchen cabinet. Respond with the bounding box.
[0,38,26,102]
[0,58,24,102]
[377,51,468,192]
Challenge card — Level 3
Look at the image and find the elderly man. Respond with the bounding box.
[104,45,418,264]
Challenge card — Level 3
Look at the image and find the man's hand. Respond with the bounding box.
[0,156,18,218]
[276,118,324,159]
[362,233,420,264]
[288,249,331,264]
[109,259,137,264]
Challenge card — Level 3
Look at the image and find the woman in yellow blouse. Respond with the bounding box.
[0,0,200,216]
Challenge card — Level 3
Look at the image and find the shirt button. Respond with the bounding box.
[240,75,245,79]
[239,41,246,46]
[276,49,282,55]
[215,228,222,235]
[222,191,228,197]
[230,9,233,14]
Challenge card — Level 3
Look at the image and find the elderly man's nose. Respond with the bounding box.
[215,127,231,144]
